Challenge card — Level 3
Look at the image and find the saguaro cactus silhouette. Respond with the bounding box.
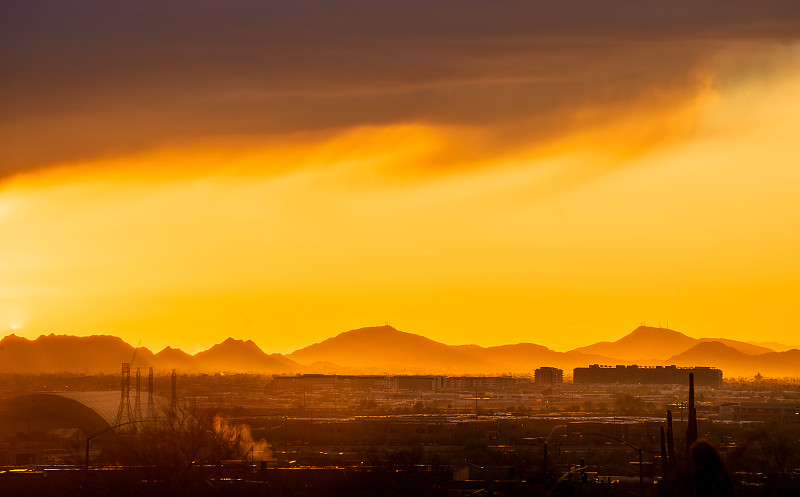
[667,409,675,466]
[660,426,668,476]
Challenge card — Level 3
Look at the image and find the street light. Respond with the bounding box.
[84,419,145,481]
[576,432,643,495]
[543,424,567,483]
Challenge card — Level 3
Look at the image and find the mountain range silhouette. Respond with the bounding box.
[1,325,798,377]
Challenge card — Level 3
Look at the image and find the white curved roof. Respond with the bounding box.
[1,391,171,435]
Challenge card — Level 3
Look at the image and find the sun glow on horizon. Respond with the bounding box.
[2,40,800,354]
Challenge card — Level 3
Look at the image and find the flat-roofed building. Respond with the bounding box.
[534,367,564,386]
[719,403,800,423]
[573,364,722,387]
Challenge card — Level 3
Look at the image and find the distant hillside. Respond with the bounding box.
[696,338,773,356]
[667,341,754,374]
[458,343,613,372]
[2,325,797,377]
[668,341,800,378]
[288,326,486,373]
[0,334,299,374]
[747,340,800,352]
[289,326,613,373]
[0,334,157,373]
[194,338,301,373]
[155,346,201,371]
[752,349,800,377]
[570,326,697,361]
[571,326,776,362]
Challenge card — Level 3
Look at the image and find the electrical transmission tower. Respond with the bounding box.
[147,366,155,420]
[134,367,142,423]
[114,363,134,427]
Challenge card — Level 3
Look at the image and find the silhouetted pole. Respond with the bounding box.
[85,419,143,483]
[543,425,566,485]
[666,410,675,466]
[543,441,547,482]
[171,369,177,412]
[260,460,267,491]
[135,367,142,424]
[577,432,643,495]
[285,421,289,465]
[638,448,643,493]
[686,373,698,453]
[147,366,154,419]
[84,437,90,483]
[660,426,668,476]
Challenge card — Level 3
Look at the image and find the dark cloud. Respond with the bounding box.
[2,0,800,176]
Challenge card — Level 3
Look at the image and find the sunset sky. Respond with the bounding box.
[2,1,800,354]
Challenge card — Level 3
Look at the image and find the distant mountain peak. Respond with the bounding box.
[346,325,400,335]
[310,325,430,345]
[215,337,263,352]
[156,346,191,356]
[569,325,697,362]
[220,336,255,344]
[627,326,686,338]
[191,337,299,373]
[666,340,751,367]
[678,340,740,353]
[0,333,157,373]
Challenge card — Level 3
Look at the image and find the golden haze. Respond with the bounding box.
[2,43,800,354]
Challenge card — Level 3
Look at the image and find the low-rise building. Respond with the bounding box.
[719,403,800,423]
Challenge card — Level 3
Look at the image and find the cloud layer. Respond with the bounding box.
[3,0,800,177]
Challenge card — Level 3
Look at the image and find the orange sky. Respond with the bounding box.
[2,2,800,353]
